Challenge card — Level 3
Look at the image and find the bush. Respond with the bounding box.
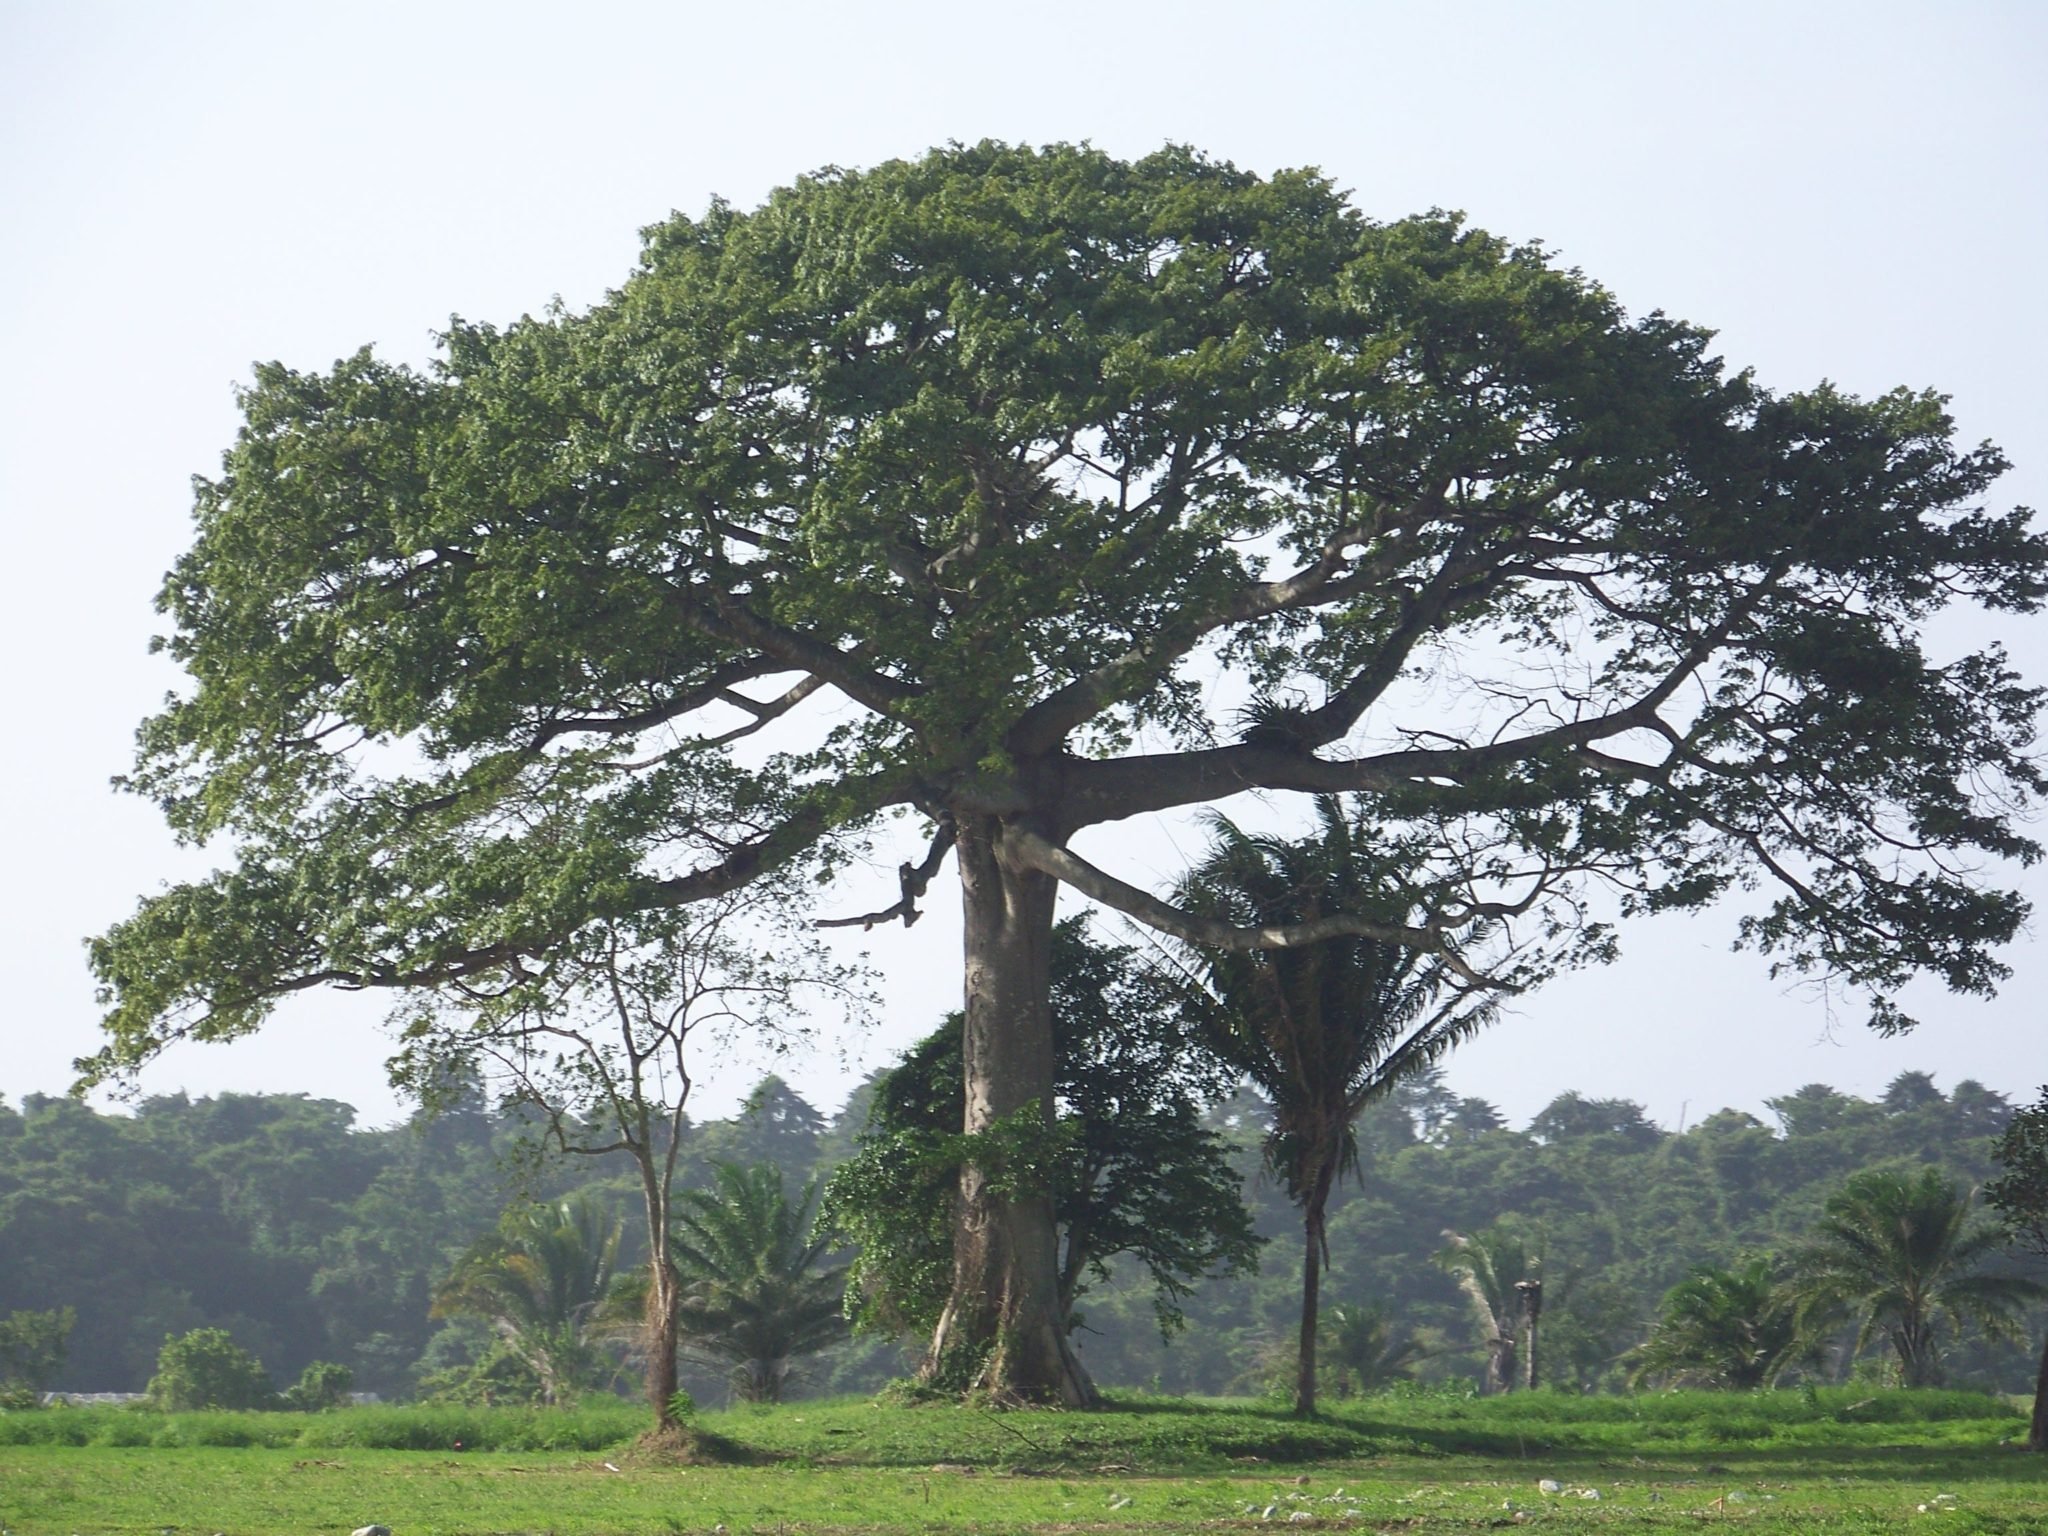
[0,1307,75,1408]
[281,1360,354,1412]
[146,1328,273,1411]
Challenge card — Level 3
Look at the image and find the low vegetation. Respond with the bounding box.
[1,1389,2040,1534]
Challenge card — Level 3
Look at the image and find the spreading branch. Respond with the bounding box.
[1004,825,1515,993]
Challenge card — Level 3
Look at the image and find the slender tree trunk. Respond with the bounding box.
[1296,1215,1322,1416]
[2029,1333,2048,1452]
[1487,1328,1517,1395]
[1517,1280,1543,1392]
[1294,1161,1337,1417]
[637,1156,683,1430]
[644,1257,683,1427]
[924,814,1097,1405]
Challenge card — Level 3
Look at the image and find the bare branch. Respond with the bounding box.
[664,580,923,722]
[817,811,959,930]
[1003,825,1515,993]
[530,655,794,752]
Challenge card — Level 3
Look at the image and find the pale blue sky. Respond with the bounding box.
[2,1,2043,1128]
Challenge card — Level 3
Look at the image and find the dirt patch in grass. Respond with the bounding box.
[623,1422,772,1466]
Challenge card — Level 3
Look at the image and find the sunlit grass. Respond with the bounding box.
[0,1388,2039,1534]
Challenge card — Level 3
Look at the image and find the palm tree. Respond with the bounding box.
[1177,799,1496,1415]
[431,1194,624,1405]
[1322,1303,1425,1398]
[1626,1256,1804,1389]
[1437,1225,1541,1394]
[1786,1167,2043,1387]
[670,1163,848,1403]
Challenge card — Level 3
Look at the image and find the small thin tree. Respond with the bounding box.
[1177,799,1500,1415]
[392,887,863,1434]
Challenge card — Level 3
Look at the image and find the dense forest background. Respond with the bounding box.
[1,1066,2038,1402]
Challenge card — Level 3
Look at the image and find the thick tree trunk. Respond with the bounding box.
[923,814,1098,1405]
[1895,1319,1942,1389]
[2029,1333,2048,1452]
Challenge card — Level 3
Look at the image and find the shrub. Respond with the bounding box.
[146,1328,273,1411]
[0,1307,75,1408]
[281,1360,354,1411]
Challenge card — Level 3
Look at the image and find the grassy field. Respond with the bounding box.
[1,1388,2041,1534]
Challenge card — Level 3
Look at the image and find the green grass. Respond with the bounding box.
[0,1398,646,1450]
[0,1388,2041,1534]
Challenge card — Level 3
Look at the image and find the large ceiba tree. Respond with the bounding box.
[89,142,2046,1406]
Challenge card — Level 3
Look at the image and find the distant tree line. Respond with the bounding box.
[0,1064,2040,1406]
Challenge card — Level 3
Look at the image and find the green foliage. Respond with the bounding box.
[1785,1167,2043,1388]
[827,916,1260,1342]
[822,1125,960,1341]
[1986,1088,2048,1255]
[91,139,2046,1164]
[0,1400,645,1450]
[146,1327,273,1411]
[1627,1257,1805,1389]
[412,1335,547,1407]
[279,1359,354,1411]
[1528,1093,1664,1151]
[669,1163,847,1403]
[1320,1303,1424,1397]
[1177,801,1494,1213]
[430,1195,625,1405]
[83,137,2048,1404]
[0,1306,74,1408]
[5,1069,2037,1407]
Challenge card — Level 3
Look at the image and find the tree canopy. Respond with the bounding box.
[90,140,2047,1401]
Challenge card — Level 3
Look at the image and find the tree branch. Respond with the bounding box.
[530,656,793,752]
[1004,484,1450,756]
[1066,563,1785,828]
[817,811,958,930]
[1003,826,1514,992]
[665,580,922,722]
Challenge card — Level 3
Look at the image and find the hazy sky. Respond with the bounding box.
[3,1,2043,1131]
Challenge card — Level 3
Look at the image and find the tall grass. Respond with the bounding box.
[0,1399,644,1450]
